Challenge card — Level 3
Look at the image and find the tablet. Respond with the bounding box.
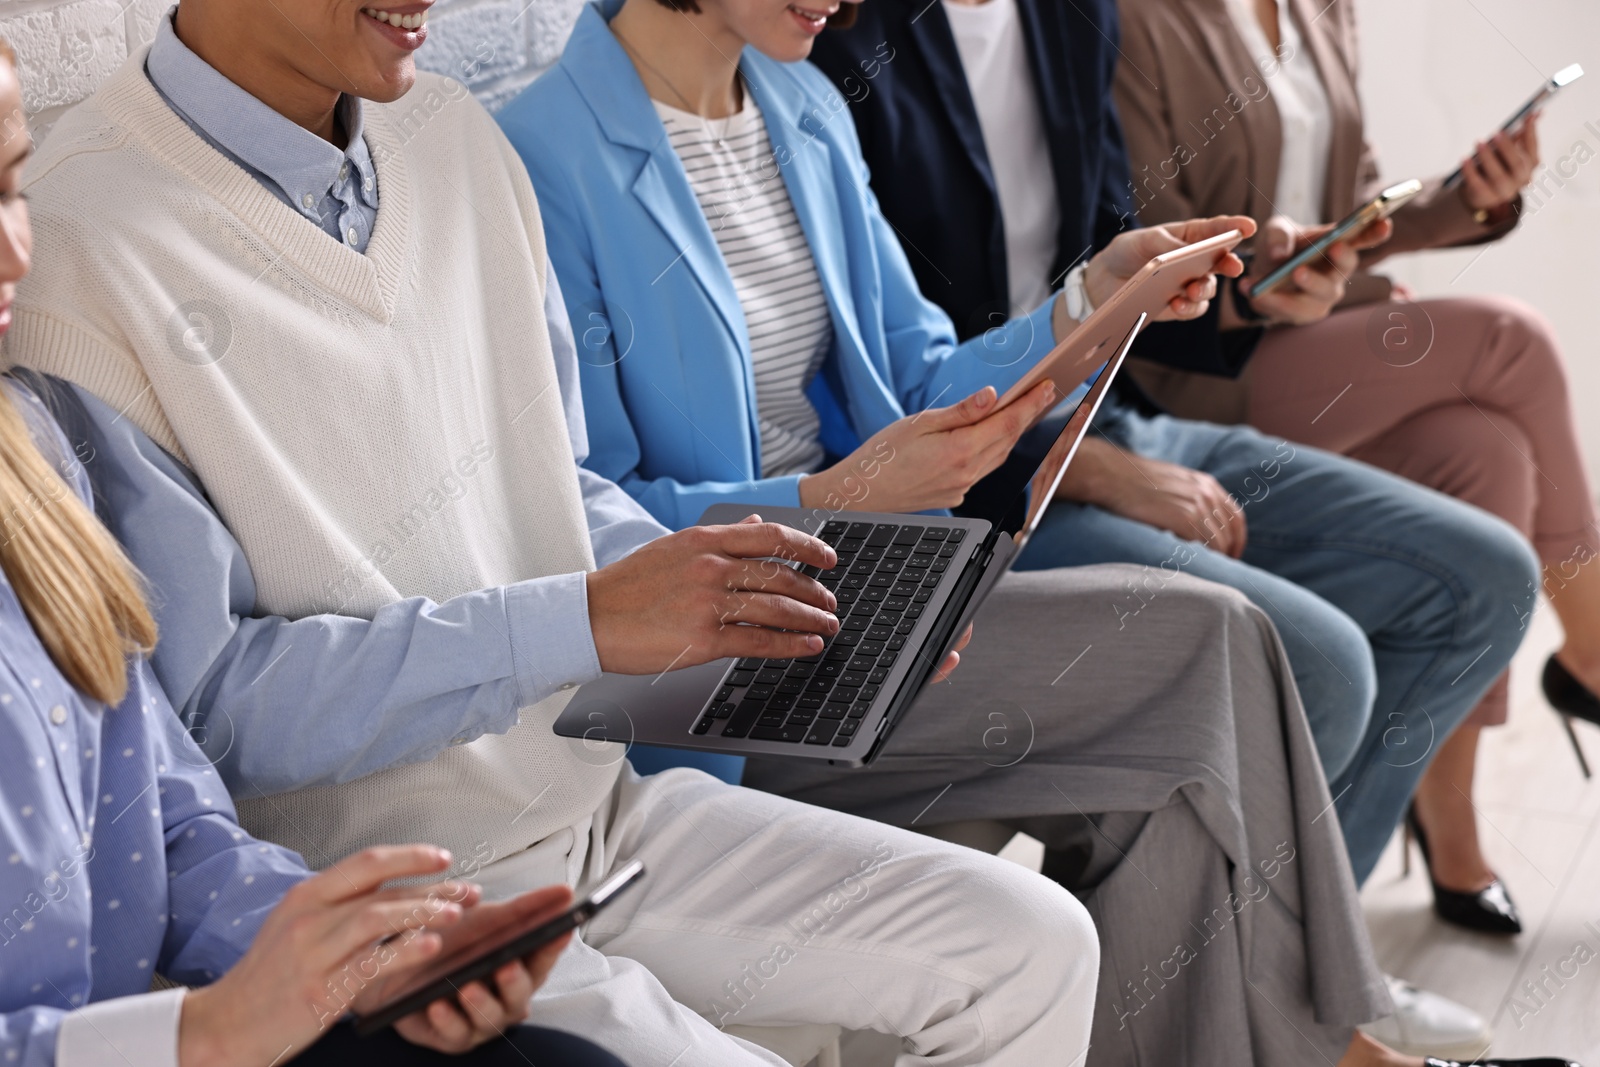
[995,229,1244,412]
[1442,63,1583,189]
[354,860,646,1036]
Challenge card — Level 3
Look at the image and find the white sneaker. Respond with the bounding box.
[1359,974,1493,1060]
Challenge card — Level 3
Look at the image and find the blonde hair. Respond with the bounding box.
[0,40,157,706]
[0,384,157,706]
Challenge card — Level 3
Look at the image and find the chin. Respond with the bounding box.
[361,63,418,104]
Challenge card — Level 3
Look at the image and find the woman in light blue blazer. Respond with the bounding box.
[495,0,1240,532]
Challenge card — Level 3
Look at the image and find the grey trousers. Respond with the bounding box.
[743,565,1390,1066]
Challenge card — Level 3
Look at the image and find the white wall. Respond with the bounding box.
[1353,0,1600,474]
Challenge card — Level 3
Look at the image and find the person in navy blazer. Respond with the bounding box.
[804,0,1547,905]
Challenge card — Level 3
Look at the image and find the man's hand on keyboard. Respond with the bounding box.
[586,516,841,674]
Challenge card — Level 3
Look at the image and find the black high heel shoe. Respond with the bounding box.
[1423,1059,1582,1066]
[1403,806,1522,935]
[1543,655,1598,779]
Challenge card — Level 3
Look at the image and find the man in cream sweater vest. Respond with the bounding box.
[11,1,1103,1063]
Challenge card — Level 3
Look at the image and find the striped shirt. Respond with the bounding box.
[656,94,833,477]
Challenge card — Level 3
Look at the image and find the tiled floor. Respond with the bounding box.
[989,597,1600,1063]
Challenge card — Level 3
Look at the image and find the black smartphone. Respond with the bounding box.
[1442,63,1583,189]
[354,860,646,1036]
[1251,179,1422,297]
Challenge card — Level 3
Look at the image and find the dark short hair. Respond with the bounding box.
[651,0,701,11]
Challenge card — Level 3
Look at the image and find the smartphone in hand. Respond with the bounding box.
[1251,180,1422,297]
[1441,63,1583,189]
[354,860,646,1036]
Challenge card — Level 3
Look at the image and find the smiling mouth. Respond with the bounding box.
[788,3,838,25]
[362,6,429,30]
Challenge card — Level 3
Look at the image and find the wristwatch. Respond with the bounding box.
[1063,262,1094,323]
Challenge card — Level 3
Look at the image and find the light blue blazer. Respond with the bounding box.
[497,0,1061,531]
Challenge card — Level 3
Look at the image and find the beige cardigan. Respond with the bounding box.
[1112,0,1519,418]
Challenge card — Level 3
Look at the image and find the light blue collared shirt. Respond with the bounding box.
[145,9,380,252]
[0,381,307,1067]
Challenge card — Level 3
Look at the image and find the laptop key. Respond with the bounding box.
[905,604,925,619]
[848,701,872,719]
[876,558,903,574]
[892,525,925,545]
[883,597,910,612]
[939,544,959,558]
[751,725,808,743]
[728,670,756,687]
[788,709,818,725]
[757,711,788,728]
[947,529,966,542]
[913,591,933,604]
[693,717,714,735]
[922,528,948,541]
[885,545,911,560]
[866,525,898,547]
[747,685,775,701]
[711,701,737,719]
[756,668,786,686]
[896,619,916,634]
[824,647,852,663]
[786,662,816,678]
[868,574,894,588]
[768,696,796,712]
[820,704,848,719]
[856,643,884,658]
[868,668,890,684]
[892,582,919,597]
[714,687,733,703]
[887,636,907,652]
[797,695,826,711]
[838,720,861,737]
[805,720,841,745]
[877,652,899,668]
[847,656,876,673]
[921,572,942,588]
[859,546,885,562]
[841,671,869,687]
[722,700,768,738]
[858,685,880,703]
[776,679,805,696]
[842,615,872,631]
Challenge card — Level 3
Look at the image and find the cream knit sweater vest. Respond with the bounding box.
[13,54,622,867]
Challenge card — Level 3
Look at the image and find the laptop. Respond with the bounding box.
[554,313,1146,767]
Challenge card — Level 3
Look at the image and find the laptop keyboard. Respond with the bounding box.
[692,520,968,748]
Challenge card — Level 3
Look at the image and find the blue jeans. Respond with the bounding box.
[1016,411,1538,884]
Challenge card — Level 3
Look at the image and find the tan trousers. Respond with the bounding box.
[1243,294,1599,726]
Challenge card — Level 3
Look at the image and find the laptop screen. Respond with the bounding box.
[959,315,1145,554]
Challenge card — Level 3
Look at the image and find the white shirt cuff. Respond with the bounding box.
[57,987,186,1067]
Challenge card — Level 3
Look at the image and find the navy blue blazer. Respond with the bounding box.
[807,0,1261,393]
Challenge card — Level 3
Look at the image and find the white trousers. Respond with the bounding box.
[478,766,1097,1067]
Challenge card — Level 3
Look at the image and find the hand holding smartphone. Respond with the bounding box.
[354,860,646,1036]
[1250,180,1422,298]
[1442,64,1583,190]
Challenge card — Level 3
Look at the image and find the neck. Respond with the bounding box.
[609,0,743,118]
[172,4,346,143]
